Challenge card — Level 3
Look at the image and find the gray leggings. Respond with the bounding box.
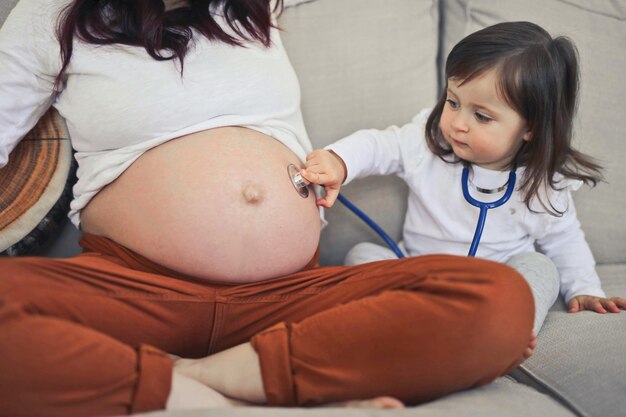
[345,243,560,334]
[506,252,559,334]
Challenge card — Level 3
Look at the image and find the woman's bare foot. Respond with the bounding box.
[167,343,404,409]
[523,332,538,360]
[166,371,235,410]
[168,367,404,410]
[511,332,537,369]
[329,396,405,409]
[174,343,267,404]
[171,344,404,410]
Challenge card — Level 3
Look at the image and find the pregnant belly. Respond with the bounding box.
[80,127,321,283]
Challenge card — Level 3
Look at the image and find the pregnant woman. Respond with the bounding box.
[0,1,535,416]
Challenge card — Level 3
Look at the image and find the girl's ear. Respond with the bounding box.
[522,129,532,142]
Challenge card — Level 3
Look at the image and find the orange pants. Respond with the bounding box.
[0,234,533,417]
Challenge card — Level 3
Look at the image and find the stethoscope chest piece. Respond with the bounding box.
[288,163,309,198]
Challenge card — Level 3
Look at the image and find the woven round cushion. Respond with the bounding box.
[0,108,76,256]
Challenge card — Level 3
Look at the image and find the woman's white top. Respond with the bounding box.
[0,0,320,227]
[327,109,605,302]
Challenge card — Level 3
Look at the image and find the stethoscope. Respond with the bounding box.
[288,163,516,258]
[461,166,516,256]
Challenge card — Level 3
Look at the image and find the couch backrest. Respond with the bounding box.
[440,0,626,265]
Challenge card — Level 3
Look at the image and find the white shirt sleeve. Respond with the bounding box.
[534,188,605,303]
[0,0,60,168]
[325,110,429,185]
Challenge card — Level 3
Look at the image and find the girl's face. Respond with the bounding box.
[439,69,530,170]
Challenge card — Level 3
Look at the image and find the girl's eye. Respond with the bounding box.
[475,112,492,122]
[445,99,459,109]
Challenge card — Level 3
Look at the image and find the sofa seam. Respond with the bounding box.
[513,365,589,417]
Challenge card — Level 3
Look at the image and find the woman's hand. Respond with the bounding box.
[300,149,347,208]
[568,295,626,313]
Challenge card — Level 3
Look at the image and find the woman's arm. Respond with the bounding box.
[0,0,60,168]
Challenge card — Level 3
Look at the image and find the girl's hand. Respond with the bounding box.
[300,150,347,208]
[567,295,626,313]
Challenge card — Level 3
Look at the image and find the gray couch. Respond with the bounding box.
[2,1,625,416]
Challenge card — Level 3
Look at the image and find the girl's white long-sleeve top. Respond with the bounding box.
[327,109,605,303]
[0,0,318,227]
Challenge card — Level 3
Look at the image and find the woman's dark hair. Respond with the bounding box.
[54,0,283,89]
[425,21,602,215]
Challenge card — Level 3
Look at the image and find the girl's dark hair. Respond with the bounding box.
[54,0,283,89]
[425,21,602,215]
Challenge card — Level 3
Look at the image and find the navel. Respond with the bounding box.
[241,182,264,204]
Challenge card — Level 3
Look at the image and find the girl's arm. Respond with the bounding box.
[535,191,625,312]
[300,123,411,208]
[301,109,430,207]
[324,121,420,185]
[0,0,60,168]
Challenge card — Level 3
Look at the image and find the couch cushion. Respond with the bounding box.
[511,265,626,417]
[132,377,575,417]
[440,0,626,265]
[279,0,439,265]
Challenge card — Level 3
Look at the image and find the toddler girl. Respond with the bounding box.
[301,21,626,334]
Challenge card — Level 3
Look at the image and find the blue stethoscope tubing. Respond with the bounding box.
[337,166,516,259]
[461,167,516,257]
[337,193,406,258]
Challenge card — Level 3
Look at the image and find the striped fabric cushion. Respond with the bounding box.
[0,108,76,255]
